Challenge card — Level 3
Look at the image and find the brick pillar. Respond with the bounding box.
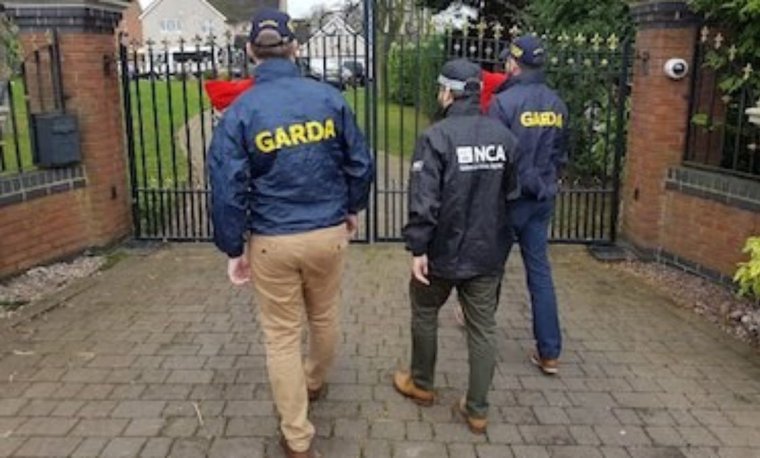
[621,1,700,250]
[6,1,132,246]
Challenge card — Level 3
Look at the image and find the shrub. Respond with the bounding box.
[734,236,760,303]
[386,35,445,118]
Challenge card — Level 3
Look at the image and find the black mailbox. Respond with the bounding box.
[32,112,81,168]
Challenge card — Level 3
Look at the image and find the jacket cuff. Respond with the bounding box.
[226,245,245,259]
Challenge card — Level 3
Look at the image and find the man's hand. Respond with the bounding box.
[345,214,359,237]
[411,255,430,286]
[227,256,251,286]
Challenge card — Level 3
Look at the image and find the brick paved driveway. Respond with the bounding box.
[0,245,758,458]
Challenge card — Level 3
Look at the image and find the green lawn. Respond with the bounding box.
[129,78,209,189]
[0,79,33,175]
[344,89,430,158]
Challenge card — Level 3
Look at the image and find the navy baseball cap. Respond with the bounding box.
[249,8,296,45]
[499,35,546,67]
[438,59,481,93]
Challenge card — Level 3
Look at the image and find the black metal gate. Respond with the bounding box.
[120,1,630,245]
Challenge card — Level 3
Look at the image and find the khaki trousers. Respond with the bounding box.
[249,224,348,453]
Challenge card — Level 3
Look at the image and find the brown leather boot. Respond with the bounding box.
[392,370,435,406]
[279,436,318,458]
[454,397,487,435]
[530,352,559,376]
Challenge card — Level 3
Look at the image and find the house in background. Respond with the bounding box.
[117,1,144,43]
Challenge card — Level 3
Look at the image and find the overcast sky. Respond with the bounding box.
[137,0,331,19]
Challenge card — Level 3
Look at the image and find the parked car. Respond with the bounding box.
[342,60,366,86]
[308,58,354,90]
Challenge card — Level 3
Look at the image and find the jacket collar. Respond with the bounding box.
[444,95,480,117]
[495,69,546,94]
[254,58,300,82]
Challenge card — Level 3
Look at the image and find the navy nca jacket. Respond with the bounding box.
[403,96,520,280]
[489,70,569,201]
[208,58,374,258]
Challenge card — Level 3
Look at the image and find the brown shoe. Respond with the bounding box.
[279,436,318,458]
[308,384,327,402]
[531,352,559,376]
[392,370,435,406]
[454,397,487,435]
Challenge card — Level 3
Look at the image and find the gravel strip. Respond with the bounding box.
[611,260,760,347]
[0,256,105,317]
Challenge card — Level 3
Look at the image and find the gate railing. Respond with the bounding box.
[119,4,631,245]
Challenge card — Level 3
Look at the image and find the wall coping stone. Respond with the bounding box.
[666,166,760,213]
[0,166,86,208]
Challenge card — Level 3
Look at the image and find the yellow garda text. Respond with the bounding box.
[255,119,337,153]
[520,111,564,128]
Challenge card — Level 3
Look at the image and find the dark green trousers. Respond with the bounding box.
[409,274,501,418]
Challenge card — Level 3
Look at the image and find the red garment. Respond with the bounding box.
[481,70,508,113]
[204,78,254,111]
[205,71,507,113]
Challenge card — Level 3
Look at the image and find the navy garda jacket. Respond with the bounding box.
[403,96,519,280]
[488,70,569,201]
[208,58,374,258]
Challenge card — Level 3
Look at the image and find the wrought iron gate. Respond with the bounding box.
[120,1,630,245]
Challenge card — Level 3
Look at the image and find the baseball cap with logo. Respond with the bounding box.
[249,8,296,46]
[437,58,482,93]
[499,35,546,67]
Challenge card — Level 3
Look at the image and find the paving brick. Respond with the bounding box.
[594,426,652,447]
[476,444,515,458]
[406,421,432,441]
[447,443,476,458]
[646,426,686,446]
[208,438,264,458]
[225,417,278,437]
[71,437,108,457]
[334,418,368,438]
[708,427,760,447]
[534,407,571,425]
[71,419,129,437]
[371,419,406,440]
[314,438,362,458]
[168,437,211,458]
[123,418,165,437]
[223,400,273,417]
[392,441,446,458]
[676,426,721,447]
[519,425,576,446]
[362,439,392,458]
[568,425,601,446]
[548,445,605,458]
[16,417,78,436]
[626,446,689,458]
[19,400,59,416]
[163,417,199,437]
[140,384,192,400]
[0,399,27,416]
[510,445,551,458]
[166,370,214,384]
[15,437,81,457]
[433,422,487,443]
[79,400,118,418]
[0,437,24,457]
[140,437,173,457]
[101,437,146,457]
[111,401,166,418]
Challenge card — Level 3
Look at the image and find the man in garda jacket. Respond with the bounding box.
[489,35,569,376]
[393,59,519,435]
[208,8,373,458]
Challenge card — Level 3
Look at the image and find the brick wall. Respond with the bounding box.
[0,19,131,278]
[623,1,760,281]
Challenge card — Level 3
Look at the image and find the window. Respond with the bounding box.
[201,20,214,35]
[160,19,182,33]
